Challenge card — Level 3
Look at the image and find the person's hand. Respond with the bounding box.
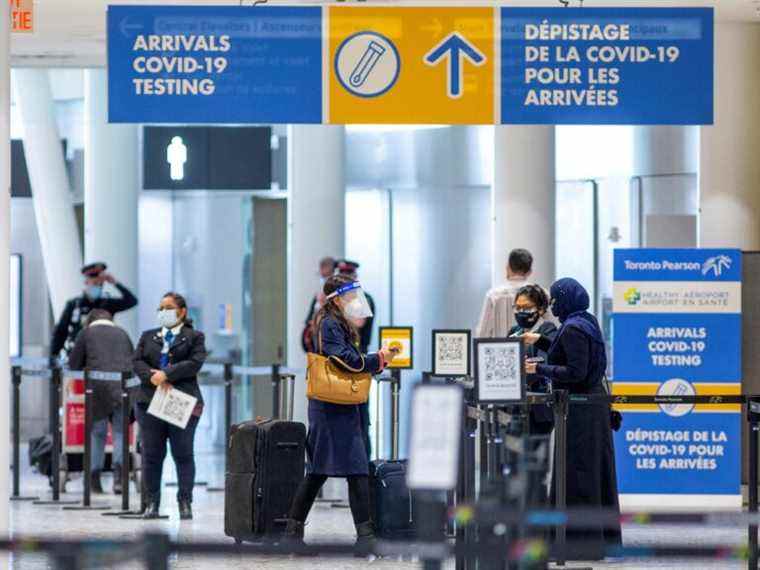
[150,370,168,387]
[522,332,540,346]
[525,360,538,375]
[379,347,398,363]
[102,272,116,285]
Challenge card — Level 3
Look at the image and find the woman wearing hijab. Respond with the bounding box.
[523,277,621,559]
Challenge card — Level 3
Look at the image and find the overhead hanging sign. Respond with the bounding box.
[107,5,323,123]
[500,8,714,124]
[612,249,741,509]
[107,5,713,125]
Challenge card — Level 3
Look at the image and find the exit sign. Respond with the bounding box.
[10,0,33,34]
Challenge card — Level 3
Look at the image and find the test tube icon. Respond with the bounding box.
[350,40,386,88]
[663,382,689,413]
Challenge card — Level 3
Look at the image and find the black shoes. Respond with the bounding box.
[90,470,104,494]
[354,521,376,556]
[179,499,193,520]
[112,465,123,495]
[143,501,161,519]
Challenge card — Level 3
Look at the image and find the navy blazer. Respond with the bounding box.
[132,325,207,405]
[318,317,382,374]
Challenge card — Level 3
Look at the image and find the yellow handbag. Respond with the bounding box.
[306,331,372,405]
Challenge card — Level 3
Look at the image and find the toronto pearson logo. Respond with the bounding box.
[624,287,641,306]
[702,255,732,277]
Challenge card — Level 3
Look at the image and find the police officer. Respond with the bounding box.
[50,262,138,363]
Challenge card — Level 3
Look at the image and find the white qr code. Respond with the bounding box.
[438,336,465,362]
[482,346,519,386]
[163,392,193,423]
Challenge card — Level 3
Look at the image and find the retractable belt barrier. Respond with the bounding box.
[9,358,301,510]
[457,389,760,569]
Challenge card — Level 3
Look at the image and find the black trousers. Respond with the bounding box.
[135,403,199,503]
[289,474,371,525]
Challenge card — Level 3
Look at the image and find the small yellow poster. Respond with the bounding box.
[379,327,414,369]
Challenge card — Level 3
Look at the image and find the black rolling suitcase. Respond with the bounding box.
[369,376,416,540]
[224,418,306,542]
[369,459,415,539]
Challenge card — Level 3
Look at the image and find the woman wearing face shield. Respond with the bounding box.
[285,275,398,546]
[133,292,208,520]
[523,278,621,559]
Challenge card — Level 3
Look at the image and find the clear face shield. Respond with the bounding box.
[328,282,373,320]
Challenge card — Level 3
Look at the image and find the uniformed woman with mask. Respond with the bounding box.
[133,292,207,520]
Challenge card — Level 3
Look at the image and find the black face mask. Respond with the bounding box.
[515,310,540,330]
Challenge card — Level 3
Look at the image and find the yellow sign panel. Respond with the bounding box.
[612,382,741,413]
[379,327,414,370]
[329,7,495,124]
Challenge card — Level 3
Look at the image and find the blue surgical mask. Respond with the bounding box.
[85,285,102,300]
[157,309,180,329]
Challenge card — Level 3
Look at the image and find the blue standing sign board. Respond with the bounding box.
[501,8,713,124]
[613,249,741,505]
[107,6,323,124]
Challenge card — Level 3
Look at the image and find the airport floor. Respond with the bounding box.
[7,447,750,570]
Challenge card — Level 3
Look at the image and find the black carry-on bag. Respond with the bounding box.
[368,376,416,540]
[224,418,306,542]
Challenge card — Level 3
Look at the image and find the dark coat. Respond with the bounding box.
[307,316,382,476]
[536,324,622,556]
[68,322,135,422]
[508,320,557,434]
[132,325,207,406]
[51,283,138,357]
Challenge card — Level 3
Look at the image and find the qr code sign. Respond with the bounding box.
[438,336,465,363]
[163,392,193,424]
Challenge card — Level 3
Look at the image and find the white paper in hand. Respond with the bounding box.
[147,386,197,429]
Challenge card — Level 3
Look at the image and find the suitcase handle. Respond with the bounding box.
[275,442,300,450]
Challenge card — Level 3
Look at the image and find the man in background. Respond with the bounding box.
[50,262,138,363]
[68,309,135,494]
[302,257,337,353]
[475,248,534,338]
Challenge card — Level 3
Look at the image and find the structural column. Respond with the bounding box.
[287,125,345,424]
[84,69,139,337]
[0,0,12,540]
[699,22,760,249]
[12,69,82,317]
[492,126,556,289]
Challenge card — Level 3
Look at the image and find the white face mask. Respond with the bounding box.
[157,309,180,329]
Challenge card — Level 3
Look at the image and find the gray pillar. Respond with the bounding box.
[84,69,139,337]
[286,125,345,425]
[493,126,556,288]
[13,69,82,317]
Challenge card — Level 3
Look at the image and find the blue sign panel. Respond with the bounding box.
[616,412,740,495]
[107,6,323,124]
[613,249,741,500]
[500,8,713,125]
[613,313,741,382]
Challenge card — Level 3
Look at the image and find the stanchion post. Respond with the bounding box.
[144,532,170,570]
[121,371,131,512]
[50,366,62,502]
[224,362,233,443]
[390,369,401,461]
[83,369,93,507]
[553,389,569,567]
[271,363,281,420]
[10,365,38,501]
[748,396,760,569]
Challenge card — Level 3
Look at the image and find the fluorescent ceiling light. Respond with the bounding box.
[346,124,449,133]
